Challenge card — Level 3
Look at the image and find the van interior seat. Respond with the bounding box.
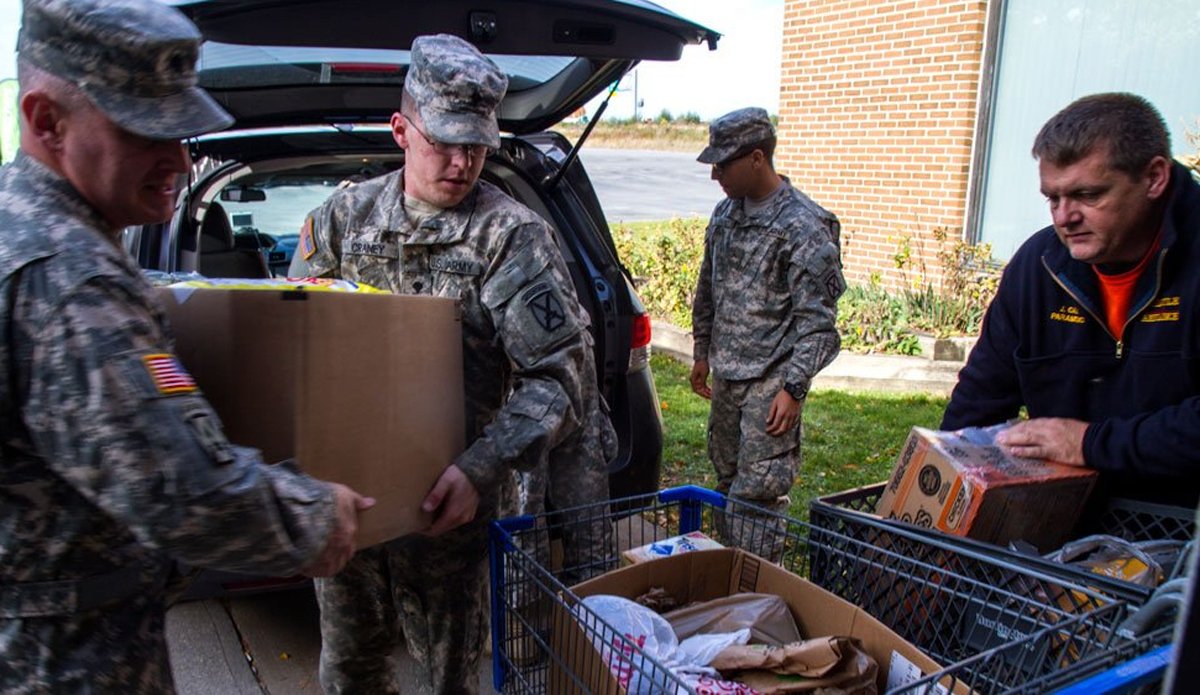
[198,202,270,279]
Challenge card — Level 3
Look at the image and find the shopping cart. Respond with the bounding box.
[1046,631,1174,693]
[489,486,1137,694]
[809,483,1195,605]
[1040,569,1193,693]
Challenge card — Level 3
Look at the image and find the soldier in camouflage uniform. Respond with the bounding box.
[290,34,613,694]
[691,107,845,561]
[0,1,372,693]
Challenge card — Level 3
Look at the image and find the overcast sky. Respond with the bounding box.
[0,0,782,119]
[593,0,783,120]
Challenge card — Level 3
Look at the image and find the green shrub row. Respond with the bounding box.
[612,218,706,329]
[611,218,1003,354]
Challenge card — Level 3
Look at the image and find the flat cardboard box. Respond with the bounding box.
[156,286,464,548]
[620,531,724,566]
[877,426,1097,551]
[552,548,956,693]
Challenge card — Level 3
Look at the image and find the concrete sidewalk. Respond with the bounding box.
[651,321,964,396]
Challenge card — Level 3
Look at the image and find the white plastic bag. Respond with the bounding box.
[578,595,757,694]
[579,595,683,694]
[676,628,752,669]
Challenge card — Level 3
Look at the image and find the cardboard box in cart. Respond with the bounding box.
[156,287,464,548]
[553,549,957,693]
[877,426,1097,551]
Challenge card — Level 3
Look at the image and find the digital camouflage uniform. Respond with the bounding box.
[693,108,844,560]
[0,156,337,692]
[298,34,612,694]
[0,1,340,692]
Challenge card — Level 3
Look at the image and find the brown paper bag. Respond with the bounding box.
[711,637,841,675]
[723,637,878,694]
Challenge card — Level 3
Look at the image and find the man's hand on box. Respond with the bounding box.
[421,464,480,536]
[994,417,1089,466]
[301,483,376,577]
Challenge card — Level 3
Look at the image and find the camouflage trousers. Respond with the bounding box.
[505,415,614,666]
[517,409,614,586]
[314,517,489,695]
[0,596,174,693]
[708,370,801,562]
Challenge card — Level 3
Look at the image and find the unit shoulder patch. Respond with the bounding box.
[522,282,566,333]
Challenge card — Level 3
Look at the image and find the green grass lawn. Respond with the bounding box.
[650,354,949,520]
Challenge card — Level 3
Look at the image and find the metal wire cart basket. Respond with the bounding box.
[808,483,1194,690]
[809,483,1195,605]
[488,486,1154,694]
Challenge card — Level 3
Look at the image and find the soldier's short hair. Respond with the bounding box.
[1032,93,1170,176]
[16,57,87,113]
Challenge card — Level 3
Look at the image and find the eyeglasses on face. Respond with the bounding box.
[403,114,495,160]
[711,149,758,174]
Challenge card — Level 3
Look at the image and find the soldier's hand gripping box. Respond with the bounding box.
[155,286,464,548]
[876,426,1097,552]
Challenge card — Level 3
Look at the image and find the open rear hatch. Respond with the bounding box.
[170,0,719,134]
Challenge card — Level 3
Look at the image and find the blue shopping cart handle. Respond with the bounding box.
[658,485,725,506]
[491,514,537,534]
[1051,644,1174,695]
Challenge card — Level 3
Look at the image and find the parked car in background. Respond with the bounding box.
[222,187,337,275]
[268,234,300,276]
[126,0,718,597]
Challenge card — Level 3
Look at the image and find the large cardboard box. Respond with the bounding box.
[551,549,955,693]
[156,287,464,548]
[877,426,1097,551]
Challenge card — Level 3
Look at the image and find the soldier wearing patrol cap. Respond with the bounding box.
[0,0,373,691]
[691,107,845,560]
[293,33,613,693]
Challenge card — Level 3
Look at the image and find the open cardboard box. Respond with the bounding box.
[156,286,464,547]
[547,548,961,693]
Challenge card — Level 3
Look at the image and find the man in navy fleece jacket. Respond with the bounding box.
[942,93,1200,508]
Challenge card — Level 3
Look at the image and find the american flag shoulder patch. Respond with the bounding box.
[142,353,198,395]
[299,216,317,260]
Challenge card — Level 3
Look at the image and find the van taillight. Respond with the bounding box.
[631,313,652,349]
[628,313,652,372]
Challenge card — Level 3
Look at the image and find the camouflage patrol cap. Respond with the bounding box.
[18,0,233,140]
[404,34,508,150]
[697,107,775,165]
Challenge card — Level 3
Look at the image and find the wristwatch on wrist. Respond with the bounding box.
[782,381,807,401]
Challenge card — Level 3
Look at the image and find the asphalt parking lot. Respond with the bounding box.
[580,148,718,222]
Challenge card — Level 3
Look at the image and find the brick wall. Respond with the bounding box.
[777,0,988,288]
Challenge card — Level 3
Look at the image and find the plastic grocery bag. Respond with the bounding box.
[666,593,803,645]
[677,629,753,669]
[1045,534,1185,588]
[578,595,756,694]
